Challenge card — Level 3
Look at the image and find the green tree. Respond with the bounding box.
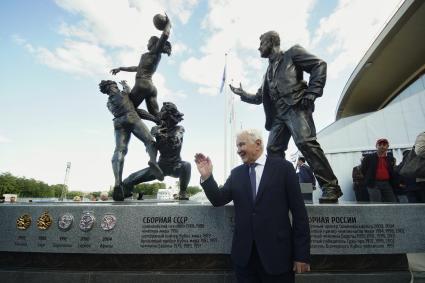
[67,191,84,200]
[134,182,165,196]
[51,184,67,198]
[91,191,101,198]
[13,176,54,198]
[187,186,202,196]
[0,172,64,198]
[0,172,18,196]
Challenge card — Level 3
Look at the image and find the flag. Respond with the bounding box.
[219,61,227,93]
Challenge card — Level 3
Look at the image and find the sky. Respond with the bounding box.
[0,0,404,192]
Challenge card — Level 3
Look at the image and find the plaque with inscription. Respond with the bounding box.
[0,203,424,254]
[306,204,425,254]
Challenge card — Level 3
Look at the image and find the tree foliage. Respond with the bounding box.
[0,172,82,199]
[0,172,56,197]
[66,190,84,199]
[133,182,166,195]
[187,186,202,196]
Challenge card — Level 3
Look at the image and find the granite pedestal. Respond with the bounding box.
[1,201,424,282]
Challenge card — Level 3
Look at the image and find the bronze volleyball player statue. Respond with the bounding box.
[110,13,172,118]
[123,102,191,200]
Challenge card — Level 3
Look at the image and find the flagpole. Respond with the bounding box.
[223,53,228,180]
[231,93,236,168]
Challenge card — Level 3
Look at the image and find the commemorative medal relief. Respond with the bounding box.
[37,211,53,230]
[58,213,74,231]
[101,214,117,231]
[79,212,95,232]
[16,214,32,230]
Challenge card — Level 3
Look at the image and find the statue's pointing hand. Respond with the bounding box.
[229,83,245,96]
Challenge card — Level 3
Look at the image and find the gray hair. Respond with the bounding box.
[237,129,264,150]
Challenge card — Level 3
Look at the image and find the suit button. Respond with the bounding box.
[252,213,256,216]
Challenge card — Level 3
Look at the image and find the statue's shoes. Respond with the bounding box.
[319,187,343,204]
[178,191,189,200]
[112,185,124,201]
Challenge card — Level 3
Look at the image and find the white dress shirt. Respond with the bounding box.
[252,154,266,195]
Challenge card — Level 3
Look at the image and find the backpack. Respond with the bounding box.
[414,132,425,158]
[399,133,425,179]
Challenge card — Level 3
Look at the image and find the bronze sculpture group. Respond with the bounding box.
[100,14,342,203]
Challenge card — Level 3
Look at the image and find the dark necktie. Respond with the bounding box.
[249,163,257,201]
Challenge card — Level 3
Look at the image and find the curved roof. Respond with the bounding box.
[336,0,425,120]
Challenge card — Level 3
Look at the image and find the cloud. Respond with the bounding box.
[52,0,198,49]
[36,40,112,76]
[54,0,159,49]
[171,41,190,56]
[154,73,187,102]
[14,35,111,77]
[312,0,402,78]
[0,135,12,143]
[179,53,247,96]
[13,0,195,101]
[129,0,199,25]
[179,0,316,95]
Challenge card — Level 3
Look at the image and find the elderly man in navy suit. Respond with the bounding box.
[195,129,310,282]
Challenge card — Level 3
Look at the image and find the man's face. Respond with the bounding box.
[258,37,273,58]
[376,142,389,154]
[237,133,262,164]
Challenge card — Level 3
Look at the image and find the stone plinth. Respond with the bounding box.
[0,200,423,282]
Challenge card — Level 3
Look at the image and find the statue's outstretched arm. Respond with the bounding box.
[119,80,131,93]
[110,66,138,75]
[229,82,263,105]
[152,14,171,54]
[136,108,161,125]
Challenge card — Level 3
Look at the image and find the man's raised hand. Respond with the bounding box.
[194,153,213,180]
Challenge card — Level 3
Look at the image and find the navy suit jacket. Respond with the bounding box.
[201,157,310,274]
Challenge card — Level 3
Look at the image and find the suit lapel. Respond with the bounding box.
[255,158,276,204]
[272,52,285,78]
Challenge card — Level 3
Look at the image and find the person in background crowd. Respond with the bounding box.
[100,192,109,201]
[296,156,316,202]
[352,156,369,202]
[361,138,397,203]
[397,149,425,203]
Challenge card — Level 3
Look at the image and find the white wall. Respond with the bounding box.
[315,90,425,201]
